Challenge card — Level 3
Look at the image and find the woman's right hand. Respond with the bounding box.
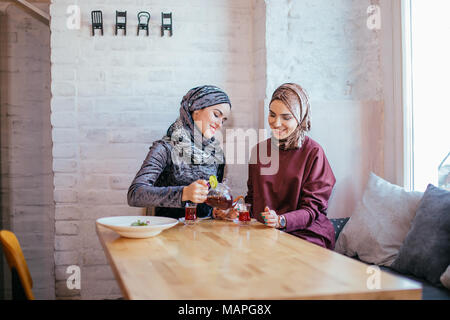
[182,179,209,203]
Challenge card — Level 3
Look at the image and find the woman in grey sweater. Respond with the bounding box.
[127,85,231,219]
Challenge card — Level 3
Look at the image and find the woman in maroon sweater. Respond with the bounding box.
[246,83,336,249]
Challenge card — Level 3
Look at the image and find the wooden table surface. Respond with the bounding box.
[96,219,422,300]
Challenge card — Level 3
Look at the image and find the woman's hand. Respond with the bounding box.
[212,208,238,220]
[182,179,209,203]
[260,206,280,228]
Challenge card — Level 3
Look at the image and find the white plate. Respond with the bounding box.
[96,216,179,239]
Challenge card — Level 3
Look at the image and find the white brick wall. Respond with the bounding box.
[0,0,54,300]
[46,0,388,300]
[265,0,385,218]
[50,0,259,299]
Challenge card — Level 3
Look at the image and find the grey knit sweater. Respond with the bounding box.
[127,140,225,219]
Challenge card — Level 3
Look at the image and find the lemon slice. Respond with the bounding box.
[209,175,218,189]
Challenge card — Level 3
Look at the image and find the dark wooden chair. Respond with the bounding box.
[137,11,151,36]
[161,12,173,37]
[116,11,127,35]
[91,10,103,36]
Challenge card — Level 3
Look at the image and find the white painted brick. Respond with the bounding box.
[79,143,148,160]
[105,81,134,96]
[55,280,80,298]
[83,249,108,266]
[55,221,80,236]
[79,174,110,190]
[80,220,103,249]
[77,98,94,113]
[83,265,116,282]
[76,68,106,82]
[54,251,81,266]
[53,159,77,173]
[80,159,140,174]
[77,82,106,97]
[52,82,76,97]
[52,97,76,112]
[54,174,77,188]
[53,144,77,159]
[78,128,109,143]
[55,205,81,221]
[55,266,70,281]
[81,205,144,221]
[54,189,78,203]
[51,112,77,128]
[52,128,78,143]
[109,175,133,190]
[55,235,81,251]
[81,280,122,299]
[52,67,75,81]
[77,190,127,205]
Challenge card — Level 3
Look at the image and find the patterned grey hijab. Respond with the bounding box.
[163,85,231,165]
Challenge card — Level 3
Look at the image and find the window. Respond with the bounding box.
[403,0,450,191]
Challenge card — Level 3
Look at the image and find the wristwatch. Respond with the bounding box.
[278,215,286,229]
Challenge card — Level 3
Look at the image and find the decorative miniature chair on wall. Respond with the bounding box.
[115,11,127,35]
[161,12,173,37]
[91,10,104,36]
[137,11,151,36]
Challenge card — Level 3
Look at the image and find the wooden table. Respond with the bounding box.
[96,219,422,300]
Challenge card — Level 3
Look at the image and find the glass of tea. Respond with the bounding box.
[238,203,251,225]
[184,202,197,225]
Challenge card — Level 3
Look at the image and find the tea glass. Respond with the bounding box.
[184,202,197,225]
[237,203,251,225]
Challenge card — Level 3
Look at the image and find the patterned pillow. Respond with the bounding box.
[330,217,350,242]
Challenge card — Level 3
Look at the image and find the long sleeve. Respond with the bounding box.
[127,141,185,208]
[283,147,335,233]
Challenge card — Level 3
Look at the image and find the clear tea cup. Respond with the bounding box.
[185,202,197,225]
[237,203,251,225]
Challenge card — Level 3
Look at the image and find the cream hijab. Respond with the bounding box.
[269,83,311,150]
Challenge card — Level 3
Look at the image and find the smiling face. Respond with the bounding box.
[192,103,231,139]
[268,99,298,140]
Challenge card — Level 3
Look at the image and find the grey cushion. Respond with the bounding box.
[391,184,450,286]
[335,173,423,266]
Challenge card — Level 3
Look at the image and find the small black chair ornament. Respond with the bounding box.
[161,12,173,37]
[137,11,151,36]
[91,10,104,36]
[115,11,127,35]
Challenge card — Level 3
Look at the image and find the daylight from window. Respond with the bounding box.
[410,0,450,191]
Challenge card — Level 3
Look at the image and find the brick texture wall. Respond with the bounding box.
[265,0,385,218]
[0,0,388,300]
[50,0,260,299]
[0,0,54,300]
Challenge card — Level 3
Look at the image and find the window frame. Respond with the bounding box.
[401,0,414,191]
